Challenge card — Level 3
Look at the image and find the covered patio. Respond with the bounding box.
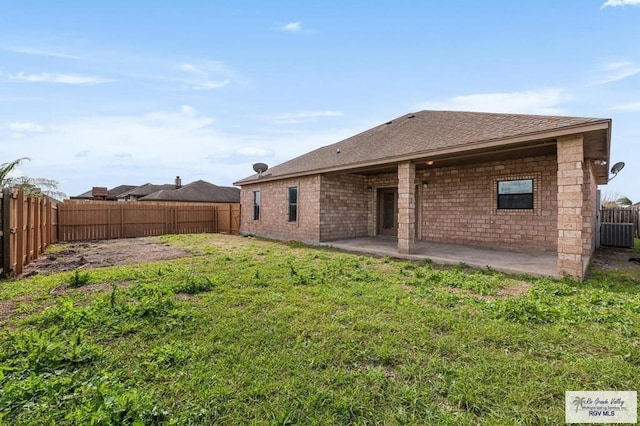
[326,236,560,278]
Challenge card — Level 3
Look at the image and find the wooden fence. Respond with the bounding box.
[0,188,58,277]
[57,201,240,242]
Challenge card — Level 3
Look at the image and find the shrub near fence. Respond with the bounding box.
[58,200,240,242]
[0,188,58,277]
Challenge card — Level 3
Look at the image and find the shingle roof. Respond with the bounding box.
[72,184,137,200]
[140,180,240,203]
[117,184,177,199]
[235,110,609,185]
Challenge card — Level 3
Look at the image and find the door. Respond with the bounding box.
[377,188,397,236]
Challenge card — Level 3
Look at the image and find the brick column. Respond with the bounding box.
[398,161,415,254]
[557,135,585,278]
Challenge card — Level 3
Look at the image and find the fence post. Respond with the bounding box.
[33,196,41,260]
[1,188,11,277]
[15,190,25,275]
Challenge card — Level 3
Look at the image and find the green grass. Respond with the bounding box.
[1,234,639,425]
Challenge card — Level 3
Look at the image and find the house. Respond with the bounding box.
[139,180,240,203]
[234,110,613,279]
[71,184,137,201]
[73,176,240,204]
[117,183,180,201]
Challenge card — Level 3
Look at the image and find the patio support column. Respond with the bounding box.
[557,134,585,279]
[398,161,415,254]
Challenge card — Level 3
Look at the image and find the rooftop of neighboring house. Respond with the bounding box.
[139,180,240,203]
[72,177,239,203]
[235,110,611,185]
[71,184,138,200]
[116,184,178,200]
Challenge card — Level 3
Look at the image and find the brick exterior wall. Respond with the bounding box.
[238,146,607,278]
[419,154,559,251]
[557,135,586,277]
[398,161,415,253]
[319,174,368,241]
[582,160,598,256]
[239,175,320,242]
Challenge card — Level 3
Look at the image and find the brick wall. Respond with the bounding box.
[319,174,368,241]
[240,153,563,254]
[556,135,585,277]
[582,161,598,256]
[419,154,558,251]
[239,175,320,242]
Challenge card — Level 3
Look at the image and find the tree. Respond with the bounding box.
[616,196,633,207]
[0,157,66,200]
[602,192,634,208]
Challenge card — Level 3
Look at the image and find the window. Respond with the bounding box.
[253,191,260,220]
[497,179,533,209]
[288,186,298,222]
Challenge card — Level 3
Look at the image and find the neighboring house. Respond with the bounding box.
[117,183,179,201]
[71,185,137,201]
[139,180,240,203]
[234,110,613,279]
[72,176,239,204]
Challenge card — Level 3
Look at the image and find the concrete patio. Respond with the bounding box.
[325,236,560,278]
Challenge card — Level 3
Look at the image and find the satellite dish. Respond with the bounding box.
[253,162,269,177]
[610,162,625,175]
[608,161,625,182]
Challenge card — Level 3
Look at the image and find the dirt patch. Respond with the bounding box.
[591,246,640,272]
[0,299,17,321]
[448,280,533,301]
[49,280,135,296]
[23,237,192,276]
[497,280,533,298]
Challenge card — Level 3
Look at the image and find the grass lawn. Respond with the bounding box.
[1,234,639,425]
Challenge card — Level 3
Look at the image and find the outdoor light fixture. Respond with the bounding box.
[426,160,435,166]
[367,186,372,192]
[422,181,428,188]
[608,161,625,181]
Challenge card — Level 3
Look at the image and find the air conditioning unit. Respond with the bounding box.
[600,223,634,248]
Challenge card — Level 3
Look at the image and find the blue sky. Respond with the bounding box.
[1,0,639,202]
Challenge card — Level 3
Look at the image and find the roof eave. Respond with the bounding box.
[235,120,611,186]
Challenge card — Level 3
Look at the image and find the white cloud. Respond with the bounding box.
[9,122,46,133]
[592,61,640,85]
[610,101,640,111]
[178,63,206,76]
[280,22,303,32]
[277,21,316,34]
[601,0,640,8]
[418,89,572,115]
[0,45,82,59]
[192,80,229,90]
[0,106,360,195]
[8,72,116,85]
[6,121,50,138]
[176,62,230,90]
[267,110,343,124]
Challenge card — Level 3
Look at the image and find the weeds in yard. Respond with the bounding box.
[1,234,638,424]
[68,269,91,288]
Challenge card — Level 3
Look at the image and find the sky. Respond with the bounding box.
[1,0,639,202]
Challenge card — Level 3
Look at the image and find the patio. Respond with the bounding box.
[325,236,561,278]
